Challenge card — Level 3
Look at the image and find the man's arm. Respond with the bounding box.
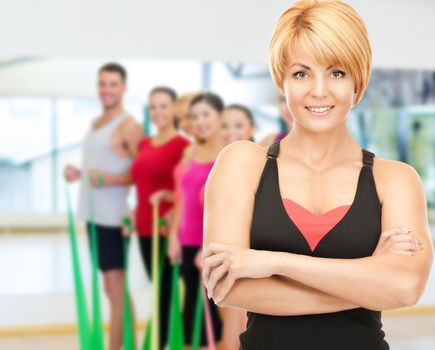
[122,117,145,158]
[90,117,144,187]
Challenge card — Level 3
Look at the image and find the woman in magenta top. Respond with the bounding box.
[178,157,214,245]
[131,86,189,349]
[168,92,225,349]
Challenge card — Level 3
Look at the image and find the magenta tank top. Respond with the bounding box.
[178,158,214,247]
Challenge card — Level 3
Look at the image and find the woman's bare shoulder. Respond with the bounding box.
[217,141,267,170]
[183,143,195,155]
[180,144,195,162]
[373,155,423,205]
[209,141,268,191]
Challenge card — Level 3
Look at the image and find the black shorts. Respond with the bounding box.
[86,222,125,272]
[181,246,223,346]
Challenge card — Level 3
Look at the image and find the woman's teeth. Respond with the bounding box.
[306,106,333,116]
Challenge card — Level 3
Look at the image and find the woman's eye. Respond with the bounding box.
[293,71,307,79]
[331,70,346,78]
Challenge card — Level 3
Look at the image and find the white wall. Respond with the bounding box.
[0,0,434,69]
[0,58,202,98]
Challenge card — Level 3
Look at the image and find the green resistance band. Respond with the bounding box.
[168,262,184,350]
[65,183,91,350]
[122,216,135,350]
[144,106,151,137]
[88,172,104,188]
[191,281,205,350]
[97,173,104,188]
[89,183,105,350]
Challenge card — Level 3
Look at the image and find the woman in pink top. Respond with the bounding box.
[168,93,225,349]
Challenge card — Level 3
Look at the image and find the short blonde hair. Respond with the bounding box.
[268,0,372,105]
[176,92,202,106]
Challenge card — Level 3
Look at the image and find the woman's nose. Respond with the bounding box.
[310,77,328,99]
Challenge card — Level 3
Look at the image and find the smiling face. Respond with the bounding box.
[175,100,193,136]
[148,92,176,129]
[269,1,371,109]
[221,108,255,144]
[189,101,221,141]
[282,46,356,134]
[98,71,126,109]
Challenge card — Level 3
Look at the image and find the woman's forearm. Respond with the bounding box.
[272,251,428,311]
[216,275,358,315]
[169,203,181,237]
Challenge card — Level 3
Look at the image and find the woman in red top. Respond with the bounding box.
[131,86,190,349]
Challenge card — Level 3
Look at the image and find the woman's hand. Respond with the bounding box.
[149,190,173,206]
[373,227,422,256]
[202,243,275,303]
[168,233,182,264]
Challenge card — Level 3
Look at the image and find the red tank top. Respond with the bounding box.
[131,135,190,236]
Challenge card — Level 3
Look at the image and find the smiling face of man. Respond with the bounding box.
[98,70,126,110]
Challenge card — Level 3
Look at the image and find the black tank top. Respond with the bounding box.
[239,141,389,350]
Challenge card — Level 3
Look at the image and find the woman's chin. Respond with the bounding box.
[298,120,343,134]
[154,120,170,129]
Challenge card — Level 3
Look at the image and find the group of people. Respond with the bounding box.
[63,1,434,349]
[64,62,292,350]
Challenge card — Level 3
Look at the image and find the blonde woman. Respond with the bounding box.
[174,92,202,138]
[202,1,433,349]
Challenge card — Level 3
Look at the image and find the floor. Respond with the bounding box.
[0,230,434,349]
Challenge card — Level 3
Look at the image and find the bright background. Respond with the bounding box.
[0,1,434,349]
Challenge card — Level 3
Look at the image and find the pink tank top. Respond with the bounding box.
[179,159,214,247]
[282,199,351,252]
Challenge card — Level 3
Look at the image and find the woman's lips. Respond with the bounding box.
[305,105,334,116]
